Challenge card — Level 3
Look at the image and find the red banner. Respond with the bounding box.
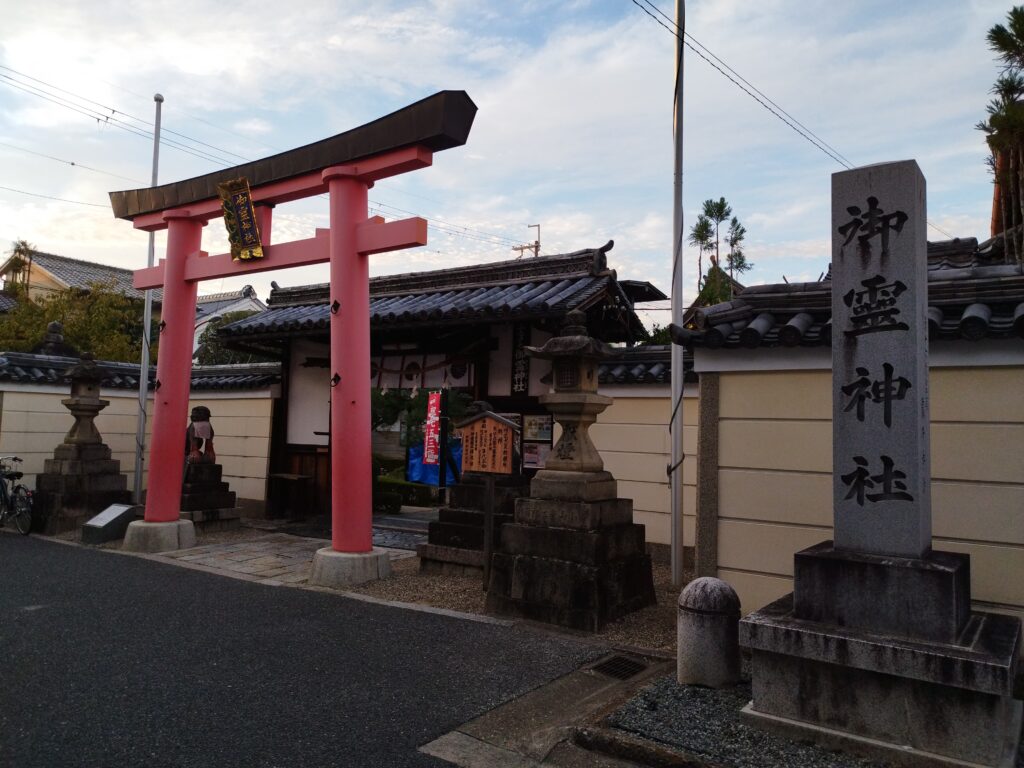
[423,391,441,465]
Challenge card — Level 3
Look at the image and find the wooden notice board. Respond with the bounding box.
[459,413,516,475]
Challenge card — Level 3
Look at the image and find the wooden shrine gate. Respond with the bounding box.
[109,91,476,583]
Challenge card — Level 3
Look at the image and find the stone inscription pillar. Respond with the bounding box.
[831,160,931,558]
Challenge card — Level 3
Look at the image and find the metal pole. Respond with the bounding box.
[133,93,163,504]
[670,0,686,585]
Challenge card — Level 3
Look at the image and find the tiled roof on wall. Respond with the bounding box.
[674,239,1024,349]
[0,352,280,391]
[598,344,693,385]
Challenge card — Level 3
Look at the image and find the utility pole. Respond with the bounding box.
[512,224,540,258]
[133,93,163,504]
[669,0,686,585]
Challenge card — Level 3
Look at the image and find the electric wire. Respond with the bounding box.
[0,184,107,207]
[0,140,146,184]
[636,0,856,168]
[0,65,250,163]
[631,1,958,242]
[0,75,238,168]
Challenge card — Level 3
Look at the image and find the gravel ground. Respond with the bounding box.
[346,559,683,652]
[608,675,891,768]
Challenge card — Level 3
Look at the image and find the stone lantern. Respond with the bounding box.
[34,352,131,534]
[61,353,108,445]
[526,309,612,476]
[485,310,655,631]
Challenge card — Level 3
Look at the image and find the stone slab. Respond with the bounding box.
[179,508,241,524]
[180,491,236,512]
[416,542,485,568]
[498,522,646,566]
[427,520,502,550]
[746,650,1022,766]
[183,463,223,483]
[740,594,1020,696]
[308,547,392,588]
[739,702,1022,768]
[53,443,111,461]
[793,540,971,643]
[514,497,633,531]
[122,520,197,553]
[81,503,141,545]
[486,551,655,631]
[528,470,617,502]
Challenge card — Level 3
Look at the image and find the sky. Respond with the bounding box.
[0,0,1013,331]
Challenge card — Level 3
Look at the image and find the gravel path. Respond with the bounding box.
[608,676,891,768]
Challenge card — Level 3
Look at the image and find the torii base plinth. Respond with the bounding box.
[123,520,196,553]
[309,547,392,588]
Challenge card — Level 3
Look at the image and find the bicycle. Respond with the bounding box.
[0,456,33,535]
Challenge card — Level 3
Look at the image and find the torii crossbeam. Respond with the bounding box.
[109,91,476,583]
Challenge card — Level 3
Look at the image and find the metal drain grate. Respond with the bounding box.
[590,655,648,680]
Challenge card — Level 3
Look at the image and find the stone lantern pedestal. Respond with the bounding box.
[486,312,655,631]
[34,354,131,534]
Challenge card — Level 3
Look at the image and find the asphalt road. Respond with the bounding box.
[0,535,601,768]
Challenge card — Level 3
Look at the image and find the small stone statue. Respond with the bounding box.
[185,405,216,464]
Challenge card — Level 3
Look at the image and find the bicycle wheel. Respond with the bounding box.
[11,487,32,535]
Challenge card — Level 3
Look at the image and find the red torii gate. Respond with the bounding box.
[110,92,476,585]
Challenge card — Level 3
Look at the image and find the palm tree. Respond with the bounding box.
[701,197,732,268]
[987,7,1024,70]
[725,216,752,290]
[980,7,1024,265]
[688,215,713,289]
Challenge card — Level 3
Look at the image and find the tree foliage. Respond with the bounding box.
[689,197,749,302]
[0,280,148,362]
[194,310,273,365]
[978,5,1024,266]
[370,387,472,445]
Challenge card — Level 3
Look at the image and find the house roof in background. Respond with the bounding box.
[0,291,18,313]
[195,285,264,320]
[674,238,1024,350]
[0,352,280,391]
[221,242,652,343]
[2,250,164,303]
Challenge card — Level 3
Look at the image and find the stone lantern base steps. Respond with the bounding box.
[177,462,240,531]
[417,475,527,575]
[485,471,656,633]
[34,442,131,534]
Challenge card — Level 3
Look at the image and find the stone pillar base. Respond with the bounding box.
[122,520,196,553]
[740,594,1022,766]
[309,547,392,588]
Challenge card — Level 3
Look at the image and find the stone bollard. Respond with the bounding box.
[677,577,741,687]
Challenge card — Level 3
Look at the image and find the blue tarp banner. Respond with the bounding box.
[407,443,462,486]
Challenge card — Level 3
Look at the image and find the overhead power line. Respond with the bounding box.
[0,140,146,184]
[630,0,851,168]
[1,65,533,249]
[0,184,107,207]
[630,0,958,241]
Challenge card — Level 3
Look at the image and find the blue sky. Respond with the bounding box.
[0,0,1012,328]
